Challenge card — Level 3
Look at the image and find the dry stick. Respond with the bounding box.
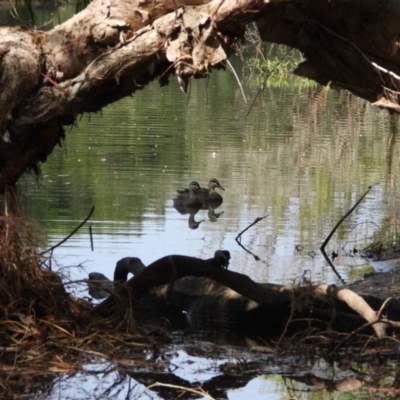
[334,318,389,352]
[379,335,400,346]
[146,382,215,400]
[39,206,95,255]
[235,215,268,260]
[358,333,377,357]
[236,215,268,242]
[276,287,298,346]
[320,186,373,284]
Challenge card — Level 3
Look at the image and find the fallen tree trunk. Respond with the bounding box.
[1,0,400,191]
[95,252,400,338]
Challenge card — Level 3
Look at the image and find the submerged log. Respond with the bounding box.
[1,0,400,190]
[94,252,400,338]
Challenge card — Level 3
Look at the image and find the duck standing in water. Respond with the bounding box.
[176,178,225,205]
[173,181,203,208]
[88,257,146,299]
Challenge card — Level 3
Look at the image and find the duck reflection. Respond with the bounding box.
[172,203,203,230]
[173,202,224,229]
[188,210,203,229]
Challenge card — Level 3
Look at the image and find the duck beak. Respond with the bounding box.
[217,183,225,191]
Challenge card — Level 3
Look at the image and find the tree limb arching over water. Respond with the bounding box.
[1,0,400,190]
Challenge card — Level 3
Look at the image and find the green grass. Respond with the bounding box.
[245,56,293,76]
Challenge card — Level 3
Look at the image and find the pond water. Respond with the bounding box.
[4,5,400,399]
[23,66,396,288]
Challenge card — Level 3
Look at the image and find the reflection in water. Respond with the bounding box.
[208,206,224,221]
[173,203,225,229]
[188,209,203,230]
[172,202,203,229]
[172,203,225,229]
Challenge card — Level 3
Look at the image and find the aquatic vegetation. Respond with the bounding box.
[246,56,293,77]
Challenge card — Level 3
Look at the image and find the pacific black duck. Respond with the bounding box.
[173,181,203,208]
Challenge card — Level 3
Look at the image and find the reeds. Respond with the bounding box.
[0,186,88,346]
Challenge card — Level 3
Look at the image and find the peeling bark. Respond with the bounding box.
[0,0,400,190]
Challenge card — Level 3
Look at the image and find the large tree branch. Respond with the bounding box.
[1,0,400,190]
[95,253,400,338]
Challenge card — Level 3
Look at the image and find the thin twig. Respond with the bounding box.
[235,239,261,261]
[40,206,95,255]
[245,47,292,119]
[320,186,373,284]
[89,225,94,251]
[376,297,397,319]
[276,287,298,346]
[334,317,391,352]
[235,215,268,261]
[235,215,268,242]
[146,382,216,400]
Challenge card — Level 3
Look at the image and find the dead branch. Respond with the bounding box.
[95,252,400,338]
[39,206,95,255]
[320,186,373,283]
[235,215,268,260]
[146,382,216,400]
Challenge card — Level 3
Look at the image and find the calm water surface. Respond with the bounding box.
[18,55,400,400]
[23,70,395,288]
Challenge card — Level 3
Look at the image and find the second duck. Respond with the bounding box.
[173,181,203,208]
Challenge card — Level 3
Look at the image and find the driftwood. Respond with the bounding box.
[1,0,400,191]
[94,251,400,339]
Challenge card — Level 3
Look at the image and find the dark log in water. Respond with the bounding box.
[94,251,400,338]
